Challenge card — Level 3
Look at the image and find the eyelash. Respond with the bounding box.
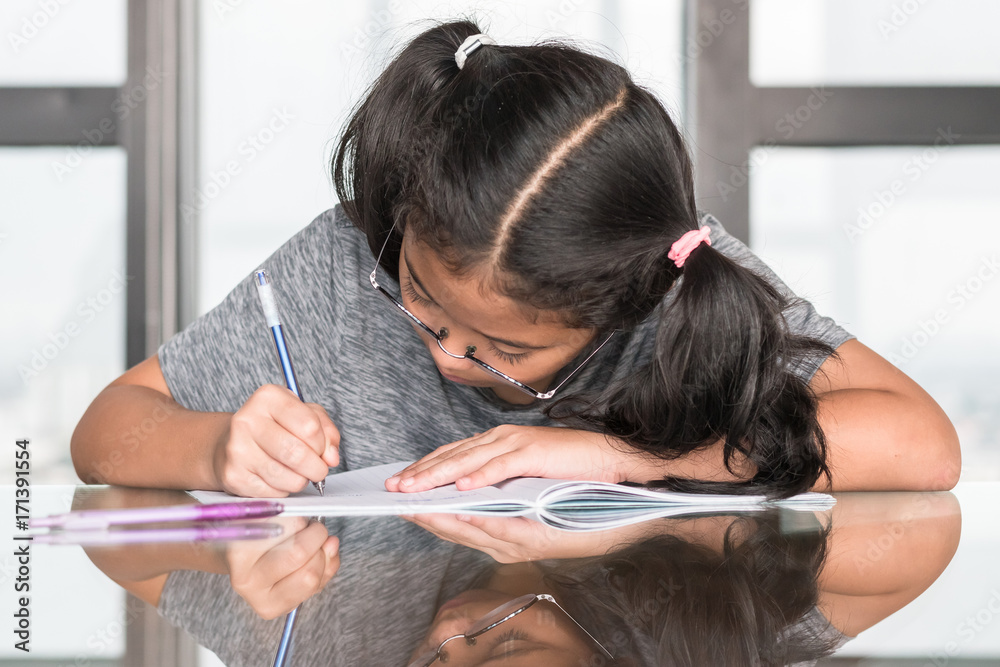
[402,277,530,366]
[403,277,432,307]
[490,628,529,652]
[487,343,529,366]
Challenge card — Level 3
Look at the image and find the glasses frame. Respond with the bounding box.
[409,592,615,667]
[369,226,614,400]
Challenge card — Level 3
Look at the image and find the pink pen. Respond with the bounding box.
[29,501,284,531]
[32,522,284,546]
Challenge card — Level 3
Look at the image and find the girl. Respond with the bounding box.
[71,20,960,499]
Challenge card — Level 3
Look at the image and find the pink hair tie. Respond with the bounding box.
[667,225,711,268]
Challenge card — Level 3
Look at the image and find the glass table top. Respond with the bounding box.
[2,482,997,666]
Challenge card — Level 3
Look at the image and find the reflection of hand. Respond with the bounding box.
[225,517,339,619]
[385,425,632,493]
[404,513,631,563]
[213,384,340,497]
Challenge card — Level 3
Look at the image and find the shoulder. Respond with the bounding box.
[267,204,371,286]
[296,203,365,250]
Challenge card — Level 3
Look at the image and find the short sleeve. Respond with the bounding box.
[157,209,341,413]
[699,212,856,382]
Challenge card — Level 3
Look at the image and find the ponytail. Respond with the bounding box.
[332,19,490,275]
[579,241,836,498]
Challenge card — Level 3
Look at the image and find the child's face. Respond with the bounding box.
[398,230,596,405]
[407,587,599,666]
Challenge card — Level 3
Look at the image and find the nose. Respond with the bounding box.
[426,612,475,653]
[435,327,477,359]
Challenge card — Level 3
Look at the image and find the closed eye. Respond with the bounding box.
[403,276,434,307]
[405,275,533,365]
[487,341,530,365]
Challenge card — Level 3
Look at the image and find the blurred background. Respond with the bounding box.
[1,0,998,664]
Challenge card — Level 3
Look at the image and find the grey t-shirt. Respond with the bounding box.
[155,204,854,664]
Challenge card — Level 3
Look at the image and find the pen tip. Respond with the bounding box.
[316,480,325,497]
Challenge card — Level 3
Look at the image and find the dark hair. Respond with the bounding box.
[537,512,841,666]
[332,19,838,497]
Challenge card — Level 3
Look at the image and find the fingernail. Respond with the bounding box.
[456,514,472,522]
[325,538,339,557]
[400,477,414,487]
[386,476,398,486]
[457,477,471,487]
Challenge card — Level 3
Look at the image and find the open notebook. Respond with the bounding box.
[188,461,835,531]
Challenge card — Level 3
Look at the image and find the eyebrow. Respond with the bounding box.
[404,254,549,351]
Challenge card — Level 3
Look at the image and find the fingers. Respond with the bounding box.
[306,403,340,468]
[218,385,339,496]
[229,520,340,620]
[386,432,499,492]
[404,514,547,563]
[265,534,340,619]
[452,449,544,490]
[391,443,539,493]
[262,389,333,474]
[389,433,485,480]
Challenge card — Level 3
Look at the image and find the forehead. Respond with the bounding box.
[399,229,572,335]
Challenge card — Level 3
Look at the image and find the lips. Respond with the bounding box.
[440,371,475,385]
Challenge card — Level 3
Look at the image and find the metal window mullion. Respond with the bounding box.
[755,86,1000,146]
[0,88,121,145]
[123,0,200,663]
[685,0,754,242]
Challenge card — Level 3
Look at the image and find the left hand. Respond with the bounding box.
[403,513,606,563]
[384,425,641,493]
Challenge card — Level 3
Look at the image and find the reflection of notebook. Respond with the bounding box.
[189,461,836,531]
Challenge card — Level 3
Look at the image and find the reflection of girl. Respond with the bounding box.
[72,19,959,501]
[87,491,959,666]
[409,513,841,666]
[408,492,961,667]
[406,490,961,666]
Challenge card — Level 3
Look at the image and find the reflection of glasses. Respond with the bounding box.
[369,227,615,400]
[408,593,615,667]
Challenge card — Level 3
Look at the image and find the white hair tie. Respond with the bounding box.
[455,33,496,70]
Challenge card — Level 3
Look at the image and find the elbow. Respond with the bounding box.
[70,400,105,485]
[69,420,92,484]
[914,419,962,492]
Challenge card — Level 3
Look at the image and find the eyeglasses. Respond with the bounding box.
[408,593,615,667]
[369,227,614,400]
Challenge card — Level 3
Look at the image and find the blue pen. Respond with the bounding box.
[254,269,326,497]
[255,269,327,667]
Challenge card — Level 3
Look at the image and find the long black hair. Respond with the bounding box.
[538,512,840,666]
[332,19,838,497]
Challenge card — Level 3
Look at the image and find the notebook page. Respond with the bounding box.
[188,461,545,516]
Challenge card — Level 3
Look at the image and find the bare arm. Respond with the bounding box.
[817,491,961,636]
[809,339,961,491]
[71,354,339,494]
[71,355,227,489]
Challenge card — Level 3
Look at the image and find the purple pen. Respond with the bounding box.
[32,522,284,546]
[30,500,284,531]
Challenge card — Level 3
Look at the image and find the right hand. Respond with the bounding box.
[213,384,340,497]
[226,517,340,620]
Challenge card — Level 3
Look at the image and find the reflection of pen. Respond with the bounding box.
[30,501,284,531]
[31,523,283,545]
[254,269,326,497]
